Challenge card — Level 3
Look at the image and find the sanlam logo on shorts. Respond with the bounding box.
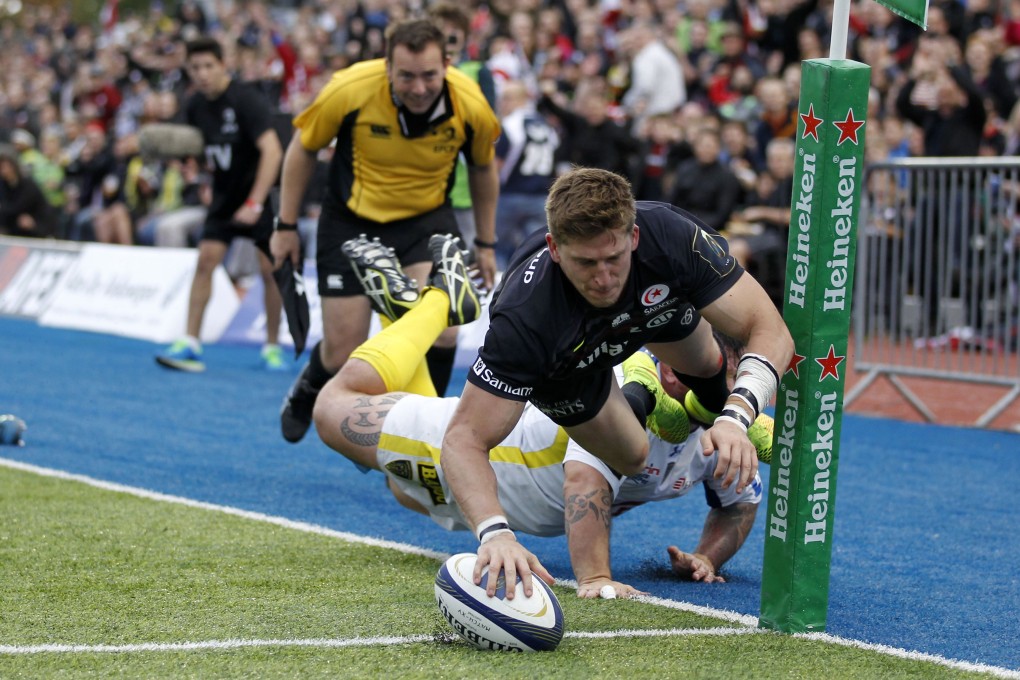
[472,357,533,397]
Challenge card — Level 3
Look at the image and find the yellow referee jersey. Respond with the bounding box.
[294,58,501,223]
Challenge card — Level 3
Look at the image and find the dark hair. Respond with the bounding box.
[713,330,746,364]
[545,167,636,244]
[384,19,445,62]
[185,36,223,62]
[428,2,470,35]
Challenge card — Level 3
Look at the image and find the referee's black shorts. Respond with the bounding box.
[316,203,460,298]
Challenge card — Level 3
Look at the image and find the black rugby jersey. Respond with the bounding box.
[468,202,744,400]
[185,80,274,221]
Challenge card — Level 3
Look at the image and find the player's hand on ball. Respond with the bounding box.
[668,546,725,583]
[701,419,757,494]
[576,578,647,599]
[475,533,554,600]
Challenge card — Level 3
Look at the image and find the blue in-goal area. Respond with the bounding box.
[2,316,1019,671]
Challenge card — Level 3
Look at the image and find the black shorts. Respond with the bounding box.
[201,213,273,252]
[528,303,700,427]
[316,204,460,297]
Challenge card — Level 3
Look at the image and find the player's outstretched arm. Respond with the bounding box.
[563,461,647,599]
[441,382,551,599]
[699,272,793,494]
[668,501,758,582]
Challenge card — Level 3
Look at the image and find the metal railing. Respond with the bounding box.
[847,157,1020,426]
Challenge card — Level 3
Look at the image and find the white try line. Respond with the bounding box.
[2,457,1018,679]
[0,628,757,656]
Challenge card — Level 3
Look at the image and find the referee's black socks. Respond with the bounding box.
[304,340,336,389]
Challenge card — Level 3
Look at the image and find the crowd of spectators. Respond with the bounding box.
[1,0,1018,294]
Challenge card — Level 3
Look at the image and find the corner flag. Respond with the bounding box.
[874,0,928,29]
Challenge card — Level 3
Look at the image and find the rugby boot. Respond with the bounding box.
[748,413,774,464]
[341,234,420,321]
[622,351,690,444]
[427,233,481,326]
[683,390,718,427]
[280,370,320,443]
[260,344,288,372]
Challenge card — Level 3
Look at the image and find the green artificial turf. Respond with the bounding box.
[0,466,1000,679]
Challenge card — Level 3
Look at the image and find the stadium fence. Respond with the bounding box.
[848,156,1020,426]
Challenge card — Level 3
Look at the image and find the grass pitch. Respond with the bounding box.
[0,464,1004,679]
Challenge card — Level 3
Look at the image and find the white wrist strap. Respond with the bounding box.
[475,514,511,542]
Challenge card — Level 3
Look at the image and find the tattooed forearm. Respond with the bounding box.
[694,503,758,569]
[564,488,612,536]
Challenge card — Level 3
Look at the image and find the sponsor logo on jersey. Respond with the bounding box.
[641,284,670,306]
[646,310,675,329]
[205,144,232,171]
[326,274,344,290]
[433,127,459,153]
[642,297,680,315]
[611,312,631,327]
[576,340,626,369]
[471,357,533,397]
[221,107,238,135]
[417,462,447,505]
[370,124,391,137]
[385,459,412,480]
[522,249,547,284]
[671,477,690,491]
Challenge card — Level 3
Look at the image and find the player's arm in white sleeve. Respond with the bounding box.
[562,453,648,600]
[441,381,553,599]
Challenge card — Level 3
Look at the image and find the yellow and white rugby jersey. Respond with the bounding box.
[378,395,590,537]
[592,424,765,516]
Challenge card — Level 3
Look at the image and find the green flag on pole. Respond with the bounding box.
[874,0,929,29]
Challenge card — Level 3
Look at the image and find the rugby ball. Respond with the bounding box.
[435,552,564,652]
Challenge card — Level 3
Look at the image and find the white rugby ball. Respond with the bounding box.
[435,552,564,652]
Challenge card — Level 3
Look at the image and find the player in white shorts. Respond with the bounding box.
[313,234,771,598]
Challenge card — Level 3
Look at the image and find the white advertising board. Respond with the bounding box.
[39,244,240,343]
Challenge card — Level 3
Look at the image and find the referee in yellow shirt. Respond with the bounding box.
[271,19,501,444]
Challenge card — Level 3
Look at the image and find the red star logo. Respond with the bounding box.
[787,352,806,378]
[833,108,864,146]
[815,345,846,382]
[800,105,823,142]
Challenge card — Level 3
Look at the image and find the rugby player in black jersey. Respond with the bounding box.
[441,167,793,598]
